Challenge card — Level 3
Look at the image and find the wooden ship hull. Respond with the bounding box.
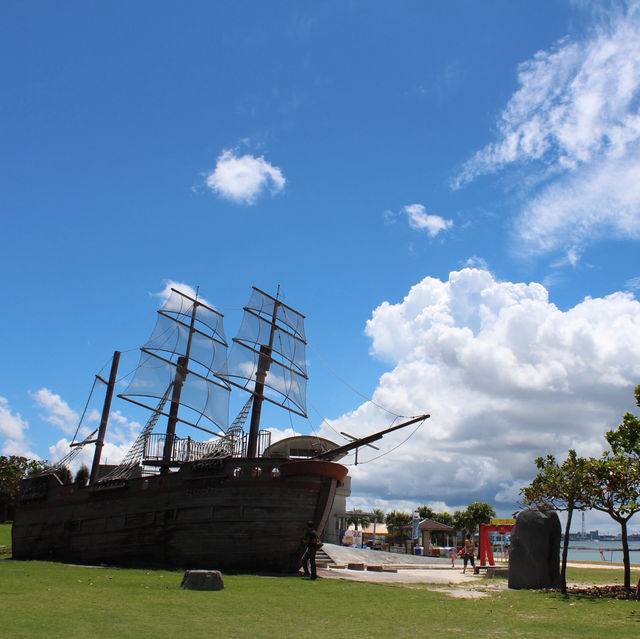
[12,457,347,572]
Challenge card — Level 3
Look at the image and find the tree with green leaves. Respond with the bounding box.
[450,502,496,537]
[431,511,454,527]
[56,465,73,485]
[581,391,640,591]
[385,510,412,544]
[452,510,470,541]
[523,385,640,592]
[0,456,49,521]
[372,508,385,524]
[74,464,90,486]
[464,501,496,534]
[522,449,589,593]
[580,452,640,591]
[346,508,371,530]
[604,385,640,455]
[417,505,434,520]
[578,386,640,591]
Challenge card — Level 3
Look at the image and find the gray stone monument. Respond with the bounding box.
[508,508,561,590]
[181,570,225,591]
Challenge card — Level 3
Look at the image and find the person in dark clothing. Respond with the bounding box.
[462,534,476,574]
[301,521,319,579]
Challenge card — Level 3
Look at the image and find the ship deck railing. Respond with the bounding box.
[142,433,231,466]
[141,430,273,466]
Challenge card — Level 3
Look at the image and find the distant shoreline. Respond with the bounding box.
[569,559,640,567]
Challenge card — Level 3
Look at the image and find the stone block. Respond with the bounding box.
[181,570,225,591]
[347,562,365,570]
[486,566,509,578]
[508,508,561,590]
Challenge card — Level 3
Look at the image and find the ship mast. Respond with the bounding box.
[89,350,121,485]
[118,287,230,470]
[215,286,308,457]
[161,294,199,469]
[246,290,280,458]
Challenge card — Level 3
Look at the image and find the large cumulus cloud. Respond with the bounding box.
[320,268,640,515]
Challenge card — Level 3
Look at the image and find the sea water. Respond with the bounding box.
[566,539,640,564]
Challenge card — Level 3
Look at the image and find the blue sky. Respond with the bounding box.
[2,1,640,532]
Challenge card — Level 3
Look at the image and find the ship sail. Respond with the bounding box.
[13,284,429,573]
[216,287,308,418]
[118,288,230,434]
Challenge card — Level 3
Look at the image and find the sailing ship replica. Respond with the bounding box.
[13,287,429,572]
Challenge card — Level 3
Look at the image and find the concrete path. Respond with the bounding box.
[318,543,480,584]
[321,543,454,567]
[317,544,637,585]
[318,566,481,584]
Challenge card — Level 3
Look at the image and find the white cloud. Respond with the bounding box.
[47,409,142,471]
[23,389,139,465]
[154,280,199,305]
[320,268,640,517]
[265,426,299,442]
[0,397,32,455]
[463,256,489,270]
[627,275,640,291]
[382,209,396,225]
[29,388,79,435]
[149,280,224,357]
[453,3,640,258]
[206,149,285,205]
[151,280,216,313]
[48,436,133,474]
[0,397,28,441]
[402,204,453,237]
[515,156,640,254]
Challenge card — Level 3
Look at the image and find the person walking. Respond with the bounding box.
[301,521,320,579]
[462,534,476,574]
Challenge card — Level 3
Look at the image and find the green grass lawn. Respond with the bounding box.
[566,565,640,586]
[0,521,11,553]
[1,523,639,639]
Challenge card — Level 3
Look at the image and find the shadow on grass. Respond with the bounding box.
[565,585,640,600]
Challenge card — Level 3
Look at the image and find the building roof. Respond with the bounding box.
[347,523,389,535]
[418,518,454,532]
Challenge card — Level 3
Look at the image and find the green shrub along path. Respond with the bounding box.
[1,524,638,638]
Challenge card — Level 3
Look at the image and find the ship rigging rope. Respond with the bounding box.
[347,418,425,466]
[305,399,427,466]
[286,405,298,438]
[70,376,101,445]
[95,347,140,386]
[306,398,342,439]
[302,405,342,451]
[306,342,407,419]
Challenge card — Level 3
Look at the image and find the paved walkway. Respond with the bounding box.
[318,566,481,584]
[321,543,453,566]
[317,544,637,585]
[319,543,481,584]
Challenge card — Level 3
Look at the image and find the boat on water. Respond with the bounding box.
[12,287,428,572]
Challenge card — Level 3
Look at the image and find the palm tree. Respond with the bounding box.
[385,511,412,545]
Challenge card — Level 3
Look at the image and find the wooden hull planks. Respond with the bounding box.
[12,457,348,573]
